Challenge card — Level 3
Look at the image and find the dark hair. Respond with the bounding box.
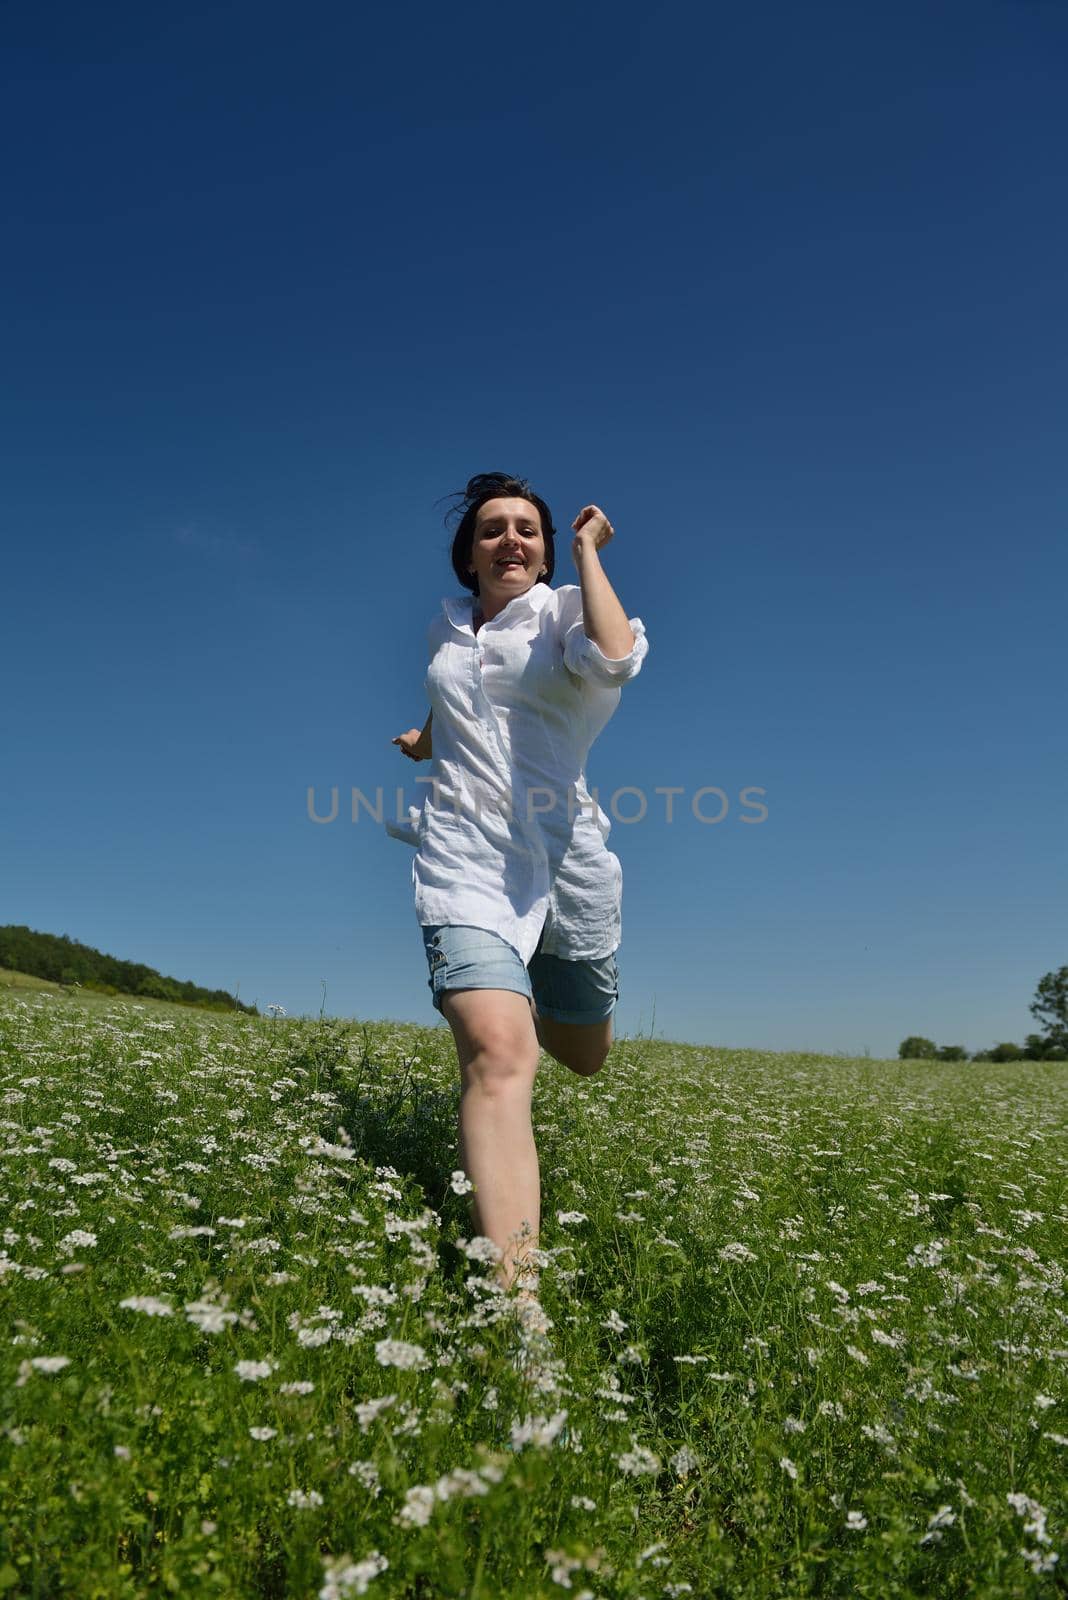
[439,472,556,596]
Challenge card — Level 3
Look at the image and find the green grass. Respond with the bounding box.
[0,987,1064,1598]
[0,966,71,996]
[0,967,251,1022]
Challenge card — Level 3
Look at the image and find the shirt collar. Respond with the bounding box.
[443,581,554,631]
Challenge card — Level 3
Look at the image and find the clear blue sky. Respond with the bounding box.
[2,2,1065,1058]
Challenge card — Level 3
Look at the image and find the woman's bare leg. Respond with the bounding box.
[440,987,542,1294]
[530,1003,613,1077]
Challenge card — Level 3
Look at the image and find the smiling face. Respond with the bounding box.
[467,497,548,615]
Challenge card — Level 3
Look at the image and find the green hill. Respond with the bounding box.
[0,924,256,1015]
[0,987,1065,1596]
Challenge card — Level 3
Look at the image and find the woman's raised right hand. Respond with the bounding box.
[392,727,431,761]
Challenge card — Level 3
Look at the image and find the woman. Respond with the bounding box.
[389,472,649,1312]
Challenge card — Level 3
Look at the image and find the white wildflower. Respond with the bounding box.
[288,1488,323,1508]
[234,1359,275,1382]
[670,1445,700,1476]
[510,1410,570,1451]
[58,1230,97,1254]
[636,1540,667,1566]
[920,1505,957,1544]
[456,1235,502,1264]
[351,1284,397,1306]
[347,1461,381,1496]
[394,1486,436,1527]
[185,1299,239,1333]
[1021,1549,1059,1575]
[907,1239,945,1269]
[374,1339,428,1371]
[306,1137,356,1162]
[298,1325,335,1349]
[354,1396,397,1431]
[434,1468,490,1501]
[546,1548,583,1587]
[119,1295,173,1317]
[616,1443,660,1476]
[1007,1492,1051,1546]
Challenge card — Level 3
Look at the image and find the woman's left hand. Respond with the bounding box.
[571,504,614,564]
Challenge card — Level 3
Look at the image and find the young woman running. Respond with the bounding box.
[389,471,649,1309]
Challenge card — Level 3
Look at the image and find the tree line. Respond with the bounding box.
[0,925,257,1015]
[899,965,1068,1062]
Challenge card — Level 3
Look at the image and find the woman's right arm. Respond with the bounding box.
[392,709,433,761]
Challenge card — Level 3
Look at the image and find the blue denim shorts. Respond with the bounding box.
[421,923,619,1025]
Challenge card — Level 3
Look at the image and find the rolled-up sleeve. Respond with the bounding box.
[559,586,649,687]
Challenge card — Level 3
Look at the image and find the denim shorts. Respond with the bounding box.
[421,922,619,1025]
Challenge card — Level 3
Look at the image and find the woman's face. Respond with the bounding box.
[467,497,547,606]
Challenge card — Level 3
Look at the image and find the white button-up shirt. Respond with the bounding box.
[386,581,649,964]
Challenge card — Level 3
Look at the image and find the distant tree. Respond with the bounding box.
[899,1036,938,1060]
[1030,966,1068,1053]
[936,1045,968,1061]
[987,1041,1027,1062]
[0,924,256,1014]
[138,975,173,1001]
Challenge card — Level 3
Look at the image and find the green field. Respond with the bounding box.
[1,985,1064,1597]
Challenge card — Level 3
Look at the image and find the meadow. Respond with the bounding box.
[0,983,1064,1598]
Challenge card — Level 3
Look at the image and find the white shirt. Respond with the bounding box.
[385,581,649,964]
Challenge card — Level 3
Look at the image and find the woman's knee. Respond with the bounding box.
[442,990,540,1090]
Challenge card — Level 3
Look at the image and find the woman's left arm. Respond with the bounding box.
[571,505,635,660]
